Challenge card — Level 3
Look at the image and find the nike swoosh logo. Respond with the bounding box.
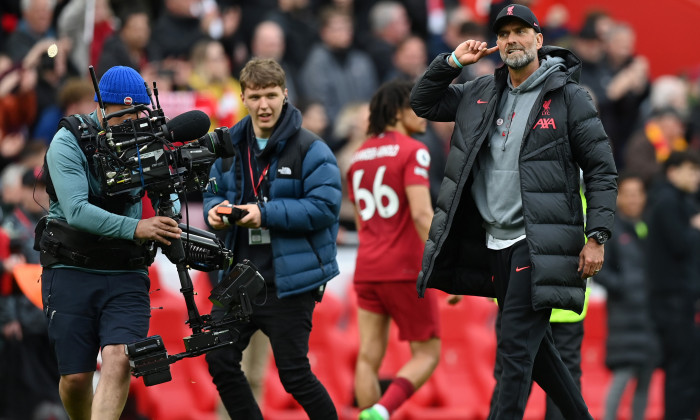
[515,266,531,272]
[477,99,488,104]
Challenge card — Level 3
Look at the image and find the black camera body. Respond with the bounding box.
[95,115,233,197]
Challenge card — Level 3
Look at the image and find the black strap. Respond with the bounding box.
[44,114,143,214]
[38,218,154,270]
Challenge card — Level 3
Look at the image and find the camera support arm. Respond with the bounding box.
[154,196,205,333]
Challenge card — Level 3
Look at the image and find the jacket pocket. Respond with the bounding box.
[305,236,325,274]
[555,137,575,216]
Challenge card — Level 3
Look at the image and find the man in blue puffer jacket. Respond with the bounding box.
[203,57,341,420]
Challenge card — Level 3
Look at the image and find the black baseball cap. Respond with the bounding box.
[493,4,541,34]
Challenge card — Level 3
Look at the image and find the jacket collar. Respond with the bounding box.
[494,45,581,90]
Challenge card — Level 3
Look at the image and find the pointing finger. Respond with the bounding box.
[483,45,500,55]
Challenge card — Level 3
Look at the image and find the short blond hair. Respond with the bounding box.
[239,58,286,92]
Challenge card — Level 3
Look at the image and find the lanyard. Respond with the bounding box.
[247,147,270,201]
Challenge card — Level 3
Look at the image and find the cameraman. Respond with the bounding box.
[40,66,182,420]
[204,58,342,419]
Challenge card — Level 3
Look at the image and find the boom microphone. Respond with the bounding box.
[162,110,211,143]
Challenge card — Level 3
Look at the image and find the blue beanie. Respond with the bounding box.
[95,66,150,106]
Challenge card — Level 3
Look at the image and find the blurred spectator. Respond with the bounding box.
[96,5,151,77]
[386,35,427,82]
[2,0,57,63]
[571,15,607,107]
[147,0,214,61]
[187,38,247,129]
[2,165,48,263]
[412,122,447,207]
[648,75,690,118]
[540,4,571,47]
[429,4,474,60]
[299,7,378,130]
[0,0,21,44]
[0,164,65,420]
[31,77,96,144]
[0,53,37,172]
[623,107,687,187]
[265,0,319,73]
[57,0,116,77]
[33,45,70,137]
[333,101,370,232]
[299,99,329,139]
[0,163,26,214]
[585,9,614,41]
[646,151,700,420]
[600,23,650,166]
[688,67,700,150]
[250,19,299,105]
[595,173,659,420]
[360,1,412,82]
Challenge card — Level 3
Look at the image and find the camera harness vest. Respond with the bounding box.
[37,114,153,271]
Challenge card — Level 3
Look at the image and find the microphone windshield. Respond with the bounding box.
[163,110,211,142]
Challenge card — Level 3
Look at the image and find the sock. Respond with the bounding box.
[370,404,389,419]
[377,376,415,414]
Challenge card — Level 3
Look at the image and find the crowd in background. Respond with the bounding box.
[1,0,700,419]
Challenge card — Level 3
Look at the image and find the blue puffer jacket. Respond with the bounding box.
[203,104,342,298]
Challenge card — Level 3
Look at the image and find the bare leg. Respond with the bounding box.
[396,338,441,389]
[91,344,131,419]
[355,308,391,408]
[59,372,94,420]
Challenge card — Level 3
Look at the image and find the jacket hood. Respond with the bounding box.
[539,45,582,83]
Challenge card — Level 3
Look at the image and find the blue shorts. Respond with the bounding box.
[41,268,151,375]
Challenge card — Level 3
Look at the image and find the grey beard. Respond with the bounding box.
[502,49,536,69]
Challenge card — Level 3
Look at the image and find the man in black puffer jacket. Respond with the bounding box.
[410,4,617,420]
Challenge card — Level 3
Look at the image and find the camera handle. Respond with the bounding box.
[154,196,205,334]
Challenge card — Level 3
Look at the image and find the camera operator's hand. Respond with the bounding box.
[235,204,262,229]
[208,200,230,229]
[135,216,182,246]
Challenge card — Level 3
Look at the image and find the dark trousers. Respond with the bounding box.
[545,321,584,420]
[205,289,337,420]
[650,294,699,420]
[488,240,591,420]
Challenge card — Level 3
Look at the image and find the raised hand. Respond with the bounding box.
[451,40,499,67]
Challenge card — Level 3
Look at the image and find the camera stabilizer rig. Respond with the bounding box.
[83,66,265,386]
[126,195,265,387]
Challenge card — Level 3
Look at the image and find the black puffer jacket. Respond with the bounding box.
[594,217,660,369]
[410,46,617,313]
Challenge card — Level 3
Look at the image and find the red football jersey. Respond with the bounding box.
[348,131,431,282]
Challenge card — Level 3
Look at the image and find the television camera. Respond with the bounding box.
[84,66,264,386]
